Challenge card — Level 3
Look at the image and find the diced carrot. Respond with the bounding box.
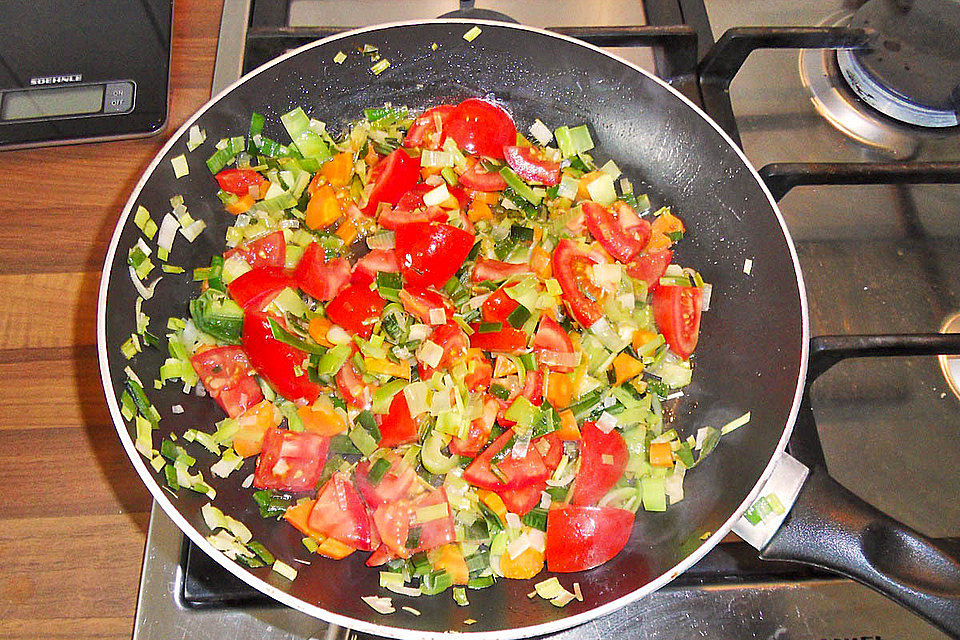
[420,165,444,180]
[316,537,356,559]
[305,184,342,229]
[477,489,508,525]
[529,246,552,279]
[434,544,469,585]
[308,316,335,347]
[499,546,544,580]
[556,409,581,441]
[632,329,659,353]
[233,400,280,457]
[546,372,573,410]
[225,193,255,215]
[647,210,685,251]
[577,171,604,200]
[612,352,644,386]
[649,441,674,467]
[365,357,411,379]
[335,218,358,244]
[321,152,354,187]
[465,189,499,205]
[467,199,492,222]
[297,397,349,436]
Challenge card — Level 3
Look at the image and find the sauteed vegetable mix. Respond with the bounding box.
[123,98,740,608]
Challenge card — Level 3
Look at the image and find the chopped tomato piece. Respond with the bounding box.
[226,266,297,310]
[472,257,530,282]
[498,480,546,516]
[583,201,652,263]
[355,451,417,509]
[652,285,703,359]
[570,421,629,506]
[377,184,449,230]
[627,248,673,289]
[352,249,399,285]
[546,505,634,572]
[398,284,454,324]
[503,145,560,185]
[450,394,498,457]
[361,149,421,215]
[533,315,576,372]
[223,230,286,269]
[443,98,517,159]
[373,488,456,558]
[463,429,550,491]
[481,287,519,323]
[468,324,528,353]
[458,158,508,191]
[190,345,264,418]
[308,472,380,551]
[395,222,476,289]
[253,427,329,492]
[241,313,322,404]
[325,283,387,339]
[335,355,374,410]
[462,348,493,391]
[377,392,419,448]
[215,168,266,196]
[403,104,454,149]
[552,239,604,327]
[294,242,350,302]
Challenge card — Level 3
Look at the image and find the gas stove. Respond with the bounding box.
[133,1,960,638]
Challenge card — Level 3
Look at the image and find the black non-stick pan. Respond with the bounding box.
[97,20,960,639]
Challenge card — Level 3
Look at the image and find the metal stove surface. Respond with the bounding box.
[132,1,960,639]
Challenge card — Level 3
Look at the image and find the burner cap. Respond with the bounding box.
[837,0,960,127]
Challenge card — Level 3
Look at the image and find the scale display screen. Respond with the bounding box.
[2,84,105,121]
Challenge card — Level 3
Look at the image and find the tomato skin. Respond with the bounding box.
[627,248,673,289]
[398,284,454,324]
[223,230,286,269]
[372,488,456,558]
[443,98,517,159]
[570,421,629,506]
[377,392,419,448]
[652,285,703,359]
[472,257,530,283]
[458,159,507,191]
[190,346,264,418]
[417,321,470,382]
[503,145,561,185]
[552,239,604,327]
[241,313,322,404]
[325,283,387,339]
[498,480,546,515]
[582,201,652,263]
[355,451,417,509]
[468,324,528,353]
[361,149,421,215]
[253,426,329,492]
[394,222,475,289]
[403,104,454,149]
[227,266,297,310]
[294,242,350,302]
[308,471,380,551]
[532,315,575,372]
[215,168,266,196]
[546,505,634,572]
[352,249,399,285]
[377,184,448,230]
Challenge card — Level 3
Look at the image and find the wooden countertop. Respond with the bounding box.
[0,3,221,638]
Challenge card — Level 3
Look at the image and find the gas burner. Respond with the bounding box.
[939,311,960,401]
[837,0,960,129]
[799,10,957,159]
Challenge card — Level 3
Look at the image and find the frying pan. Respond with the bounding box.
[97,20,960,638]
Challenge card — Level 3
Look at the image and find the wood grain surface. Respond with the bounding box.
[0,2,221,637]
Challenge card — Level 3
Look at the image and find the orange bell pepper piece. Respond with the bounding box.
[284,498,356,559]
[320,152,354,187]
[434,544,469,585]
[307,316,335,347]
[529,245,552,279]
[477,489,508,525]
[297,397,349,436]
[233,400,280,457]
[499,546,545,580]
[335,218,358,244]
[305,184,343,229]
[556,409,581,441]
[546,372,573,410]
[649,441,675,467]
[467,199,492,222]
[225,193,255,215]
[612,352,644,386]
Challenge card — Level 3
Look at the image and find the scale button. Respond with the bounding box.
[103,82,134,113]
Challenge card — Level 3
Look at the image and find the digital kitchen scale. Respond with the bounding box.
[0,0,173,150]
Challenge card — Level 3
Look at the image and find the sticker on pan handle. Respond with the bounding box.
[732,452,809,550]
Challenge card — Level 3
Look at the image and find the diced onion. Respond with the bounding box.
[505,512,521,530]
[408,324,431,341]
[596,412,618,434]
[506,534,531,560]
[418,340,444,368]
[171,154,189,178]
[423,183,451,207]
[527,529,546,553]
[529,119,553,145]
[366,231,395,250]
[591,263,622,291]
[157,213,180,255]
[272,560,298,581]
[420,150,455,168]
[361,595,396,614]
[186,125,206,151]
[326,325,352,345]
[428,307,446,325]
[701,282,713,312]
[403,382,430,416]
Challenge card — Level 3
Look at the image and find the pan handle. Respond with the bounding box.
[759,465,960,638]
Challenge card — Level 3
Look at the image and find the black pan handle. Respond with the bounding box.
[762,467,960,638]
